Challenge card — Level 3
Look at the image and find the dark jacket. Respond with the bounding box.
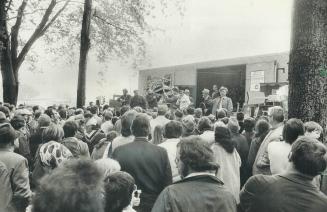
[239,173,327,212]
[152,174,237,212]
[130,95,148,109]
[118,94,132,106]
[232,133,250,186]
[29,127,46,160]
[200,96,213,116]
[113,137,172,212]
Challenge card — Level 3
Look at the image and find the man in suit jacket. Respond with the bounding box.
[113,114,172,212]
[211,86,233,116]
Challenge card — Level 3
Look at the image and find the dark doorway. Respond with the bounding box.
[196,65,246,112]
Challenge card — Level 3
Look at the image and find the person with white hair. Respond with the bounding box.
[211,86,233,116]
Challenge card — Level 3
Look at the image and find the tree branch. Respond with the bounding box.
[11,0,28,68]
[5,0,13,12]
[40,0,71,36]
[15,0,71,73]
[93,12,136,35]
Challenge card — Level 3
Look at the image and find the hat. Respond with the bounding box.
[38,114,51,127]
[182,115,195,131]
[15,108,32,116]
[0,123,18,141]
[219,86,228,92]
[202,89,210,94]
[10,115,25,130]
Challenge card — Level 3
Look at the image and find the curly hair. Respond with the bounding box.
[178,136,217,172]
[32,160,104,212]
[104,171,135,212]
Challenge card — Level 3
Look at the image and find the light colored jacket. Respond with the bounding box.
[211,96,233,116]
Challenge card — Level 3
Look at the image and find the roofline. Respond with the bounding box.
[139,51,289,72]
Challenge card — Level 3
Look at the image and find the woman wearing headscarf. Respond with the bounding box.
[32,124,72,188]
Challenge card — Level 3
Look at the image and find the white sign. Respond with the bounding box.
[250,71,264,91]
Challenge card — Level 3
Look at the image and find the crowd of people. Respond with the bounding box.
[0,85,326,212]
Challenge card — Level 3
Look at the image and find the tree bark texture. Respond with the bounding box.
[0,0,18,104]
[77,0,92,107]
[288,0,327,127]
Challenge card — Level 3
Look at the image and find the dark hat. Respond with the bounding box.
[10,115,26,130]
[0,123,19,142]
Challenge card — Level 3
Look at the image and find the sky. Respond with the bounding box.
[6,0,294,105]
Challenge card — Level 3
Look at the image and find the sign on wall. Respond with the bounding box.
[250,70,265,91]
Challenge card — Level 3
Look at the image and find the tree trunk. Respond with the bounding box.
[288,0,327,126]
[0,0,19,105]
[288,0,327,195]
[77,0,92,108]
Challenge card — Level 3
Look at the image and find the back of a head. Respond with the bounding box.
[215,125,235,153]
[216,108,227,119]
[304,121,323,133]
[282,118,304,144]
[131,113,150,137]
[42,124,64,143]
[95,158,121,178]
[120,106,130,117]
[290,136,327,177]
[63,121,78,138]
[0,123,17,147]
[255,119,270,137]
[178,136,217,172]
[103,111,113,121]
[197,117,212,133]
[174,110,183,119]
[104,171,135,212]
[90,106,98,115]
[0,106,10,118]
[236,112,244,122]
[182,115,195,134]
[38,114,51,128]
[243,117,255,132]
[186,107,195,115]
[157,105,168,116]
[10,115,25,130]
[121,110,137,137]
[164,120,183,139]
[227,118,240,134]
[269,106,284,123]
[32,160,104,212]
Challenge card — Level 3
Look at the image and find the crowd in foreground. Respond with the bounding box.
[0,87,327,212]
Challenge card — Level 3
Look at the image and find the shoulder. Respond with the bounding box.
[245,174,278,190]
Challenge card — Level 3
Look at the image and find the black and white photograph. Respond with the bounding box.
[0,0,327,211]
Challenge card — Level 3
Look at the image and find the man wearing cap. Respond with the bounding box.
[200,88,213,116]
[211,86,233,116]
[0,123,31,212]
[118,89,132,106]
